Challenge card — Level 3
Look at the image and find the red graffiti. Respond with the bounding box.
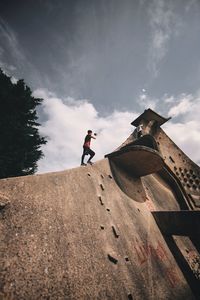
[134,240,168,265]
[134,244,147,265]
[166,268,180,288]
[155,241,168,261]
[134,241,155,265]
[134,239,180,288]
[145,197,155,211]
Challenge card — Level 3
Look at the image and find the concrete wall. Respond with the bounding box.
[0,158,197,299]
[0,112,200,299]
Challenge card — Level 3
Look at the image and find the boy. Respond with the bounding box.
[81,130,97,166]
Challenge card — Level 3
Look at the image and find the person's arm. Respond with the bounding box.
[91,133,97,139]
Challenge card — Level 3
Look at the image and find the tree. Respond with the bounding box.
[0,68,47,178]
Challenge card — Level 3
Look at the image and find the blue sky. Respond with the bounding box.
[0,0,200,172]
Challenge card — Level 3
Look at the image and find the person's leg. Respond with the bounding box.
[81,154,85,165]
[81,147,88,165]
[87,148,95,163]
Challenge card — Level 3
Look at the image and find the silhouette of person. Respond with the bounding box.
[81,130,97,166]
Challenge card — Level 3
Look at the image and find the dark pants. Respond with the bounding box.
[81,146,95,164]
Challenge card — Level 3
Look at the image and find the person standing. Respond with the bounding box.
[81,130,97,166]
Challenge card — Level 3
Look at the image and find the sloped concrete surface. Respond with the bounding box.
[0,159,196,299]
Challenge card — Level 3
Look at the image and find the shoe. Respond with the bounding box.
[81,163,87,166]
[87,161,93,165]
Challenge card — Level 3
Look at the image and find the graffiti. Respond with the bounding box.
[142,182,156,211]
[134,239,180,287]
[145,196,155,211]
[133,244,148,265]
[134,240,167,264]
[166,268,180,288]
[156,241,168,261]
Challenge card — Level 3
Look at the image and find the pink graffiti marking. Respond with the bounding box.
[166,268,180,288]
[145,197,155,211]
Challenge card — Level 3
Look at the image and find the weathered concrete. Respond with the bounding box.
[131,108,171,127]
[0,108,200,299]
[106,145,164,177]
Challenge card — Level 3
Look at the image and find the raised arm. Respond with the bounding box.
[92,133,97,139]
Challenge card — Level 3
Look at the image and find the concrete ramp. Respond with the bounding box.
[0,159,197,299]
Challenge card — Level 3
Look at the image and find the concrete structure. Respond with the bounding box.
[0,109,200,299]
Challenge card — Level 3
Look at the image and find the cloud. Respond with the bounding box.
[137,92,158,111]
[147,0,182,77]
[0,18,25,71]
[34,89,136,173]
[0,45,16,74]
[33,88,200,174]
[164,120,200,165]
[185,0,197,12]
[164,96,174,103]
[137,90,200,165]
[167,93,200,120]
[163,92,200,164]
[0,18,40,85]
[168,95,193,117]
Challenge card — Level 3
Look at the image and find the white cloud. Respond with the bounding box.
[10,76,18,84]
[168,95,193,117]
[140,94,147,101]
[138,93,158,111]
[163,92,200,164]
[33,88,200,173]
[136,90,200,165]
[0,59,16,75]
[164,120,200,165]
[167,93,200,120]
[148,0,182,77]
[34,89,136,173]
[164,96,174,103]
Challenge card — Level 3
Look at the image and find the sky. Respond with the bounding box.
[0,0,200,172]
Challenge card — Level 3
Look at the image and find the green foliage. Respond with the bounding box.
[0,68,47,178]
